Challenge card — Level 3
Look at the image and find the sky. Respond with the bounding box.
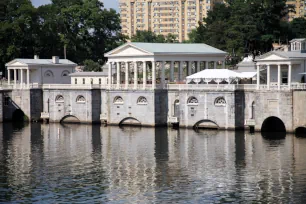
[31,0,119,11]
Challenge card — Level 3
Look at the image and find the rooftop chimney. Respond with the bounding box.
[34,55,39,59]
[52,56,59,64]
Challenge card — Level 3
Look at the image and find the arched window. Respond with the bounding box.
[55,95,64,103]
[137,96,148,105]
[76,95,86,103]
[114,96,124,105]
[174,99,180,117]
[215,97,226,106]
[61,70,70,77]
[187,96,198,105]
[44,70,54,77]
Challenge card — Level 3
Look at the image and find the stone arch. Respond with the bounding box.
[113,96,124,104]
[261,116,286,139]
[137,96,148,105]
[76,95,86,103]
[194,119,219,130]
[119,117,141,126]
[44,70,54,83]
[60,115,80,124]
[214,97,226,106]
[295,127,306,137]
[12,109,27,122]
[55,95,64,103]
[187,96,198,105]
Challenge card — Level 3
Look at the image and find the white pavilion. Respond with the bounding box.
[104,42,227,89]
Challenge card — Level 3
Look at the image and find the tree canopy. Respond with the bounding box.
[188,0,296,60]
[0,0,126,72]
[131,30,179,43]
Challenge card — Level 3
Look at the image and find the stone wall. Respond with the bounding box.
[43,89,99,123]
[293,91,306,130]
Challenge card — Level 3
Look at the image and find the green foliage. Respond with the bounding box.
[291,18,306,39]
[188,0,296,59]
[0,0,126,73]
[83,59,101,72]
[131,30,178,43]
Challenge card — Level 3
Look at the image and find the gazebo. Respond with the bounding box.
[104,42,227,89]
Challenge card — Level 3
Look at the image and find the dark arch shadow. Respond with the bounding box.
[60,115,81,124]
[12,109,28,122]
[193,119,219,132]
[119,117,141,127]
[261,116,286,139]
[295,127,306,138]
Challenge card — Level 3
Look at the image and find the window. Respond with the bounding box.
[75,78,77,84]
[4,96,10,106]
[55,95,64,103]
[76,95,86,103]
[91,78,93,84]
[99,78,101,85]
[187,96,198,105]
[83,78,85,84]
[61,70,70,77]
[114,96,124,105]
[215,97,226,107]
[44,70,53,77]
[137,96,148,105]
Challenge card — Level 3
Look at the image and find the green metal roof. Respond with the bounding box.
[129,42,227,54]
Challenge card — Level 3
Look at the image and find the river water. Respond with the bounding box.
[0,123,306,203]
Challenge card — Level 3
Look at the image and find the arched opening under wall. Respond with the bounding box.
[261,116,286,139]
[194,120,219,130]
[12,109,28,122]
[119,117,141,127]
[60,115,81,124]
[295,127,306,138]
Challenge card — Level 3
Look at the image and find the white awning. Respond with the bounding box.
[186,69,256,84]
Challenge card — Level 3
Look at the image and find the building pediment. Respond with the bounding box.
[257,52,288,61]
[105,43,152,57]
[5,60,27,67]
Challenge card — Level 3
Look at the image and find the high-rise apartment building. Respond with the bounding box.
[286,0,306,21]
[119,0,223,42]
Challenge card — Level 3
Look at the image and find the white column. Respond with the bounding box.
[214,61,217,69]
[143,61,147,89]
[116,62,120,88]
[222,61,225,69]
[20,69,23,89]
[134,61,138,89]
[256,65,260,90]
[267,64,270,90]
[108,62,112,88]
[161,61,165,88]
[206,61,209,69]
[8,69,10,85]
[152,61,156,89]
[278,64,281,90]
[14,69,17,88]
[27,69,30,88]
[125,62,129,89]
[179,61,183,81]
[170,61,174,82]
[197,61,200,72]
[188,61,192,75]
[288,64,292,89]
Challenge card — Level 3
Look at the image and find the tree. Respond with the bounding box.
[131,30,166,43]
[291,18,306,39]
[188,0,292,59]
[83,59,102,72]
[0,0,126,73]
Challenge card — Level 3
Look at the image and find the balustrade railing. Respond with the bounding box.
[2,83,306,91]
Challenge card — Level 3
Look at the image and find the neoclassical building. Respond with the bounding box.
[5,56,76,88]
[105,42,227,89]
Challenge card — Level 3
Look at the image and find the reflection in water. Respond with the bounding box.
[0,124,306,203]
